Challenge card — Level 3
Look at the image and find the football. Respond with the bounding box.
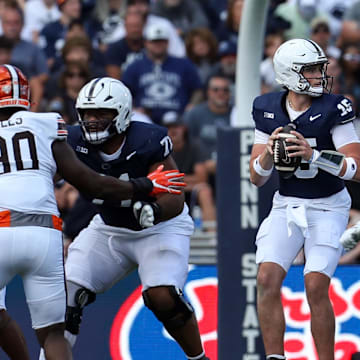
[273,124,302,179]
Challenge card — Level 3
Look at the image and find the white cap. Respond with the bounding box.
[145,23,169,41]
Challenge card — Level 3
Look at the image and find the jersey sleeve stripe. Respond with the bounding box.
[57,118,68,138]
[340,116,356,125]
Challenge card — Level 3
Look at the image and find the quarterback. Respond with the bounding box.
[249,39,360,360]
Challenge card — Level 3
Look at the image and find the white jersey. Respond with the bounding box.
[0,110,67,215]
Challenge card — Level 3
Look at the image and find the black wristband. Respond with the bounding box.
[150,202,162,223]
[130,177,153,195]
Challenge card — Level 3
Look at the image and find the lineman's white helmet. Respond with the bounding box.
[76,77,132,144]
[273,38,330,97]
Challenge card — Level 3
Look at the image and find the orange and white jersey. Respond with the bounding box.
[0,110,67,215]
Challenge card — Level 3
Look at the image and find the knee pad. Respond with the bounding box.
[65,288,96,335]
[142,286,194,330]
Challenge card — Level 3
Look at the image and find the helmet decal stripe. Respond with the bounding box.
[87,78,102,99]
[76,77,132,144]
[306,39,322,56]
[4,64,19,99]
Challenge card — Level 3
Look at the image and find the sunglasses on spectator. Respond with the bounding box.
[209,86,230,93]
[343,53,360,62]
[65,71,87,78]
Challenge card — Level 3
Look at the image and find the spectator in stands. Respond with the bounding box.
[53,35,105,76]
[46,60,90,125]
[162,111,216,228]
[183,74,232,160]
[150,0,209,40]
[260,32,284,94]
[92,0,126,48]
[105,10,145,80]
[265,0,291,36]
[22,0,60,43]
[39,0,82,69]
[274,0,326,40]
[215,0,244,48]
[338,42,360,108]
[327,55,342,95]
[196,0,222,30]
[0,35,13,64]
[121,22,203,124]
[124,0,186,57]
[45,36,106,102]
[310,16,341,59]
[315,0,355,44]
[1,1,49,111]
[183,74,232,194]
[209,40,237,101]
[337,0,360,48]
[185,27,218,86]
[59,19,105,72]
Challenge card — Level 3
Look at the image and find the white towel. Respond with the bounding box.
[286,203,309,238]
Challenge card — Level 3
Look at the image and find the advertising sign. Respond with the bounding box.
[109,265,360,360]
[3,265,359,359]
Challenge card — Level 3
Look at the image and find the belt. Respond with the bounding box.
[0,210,62,231]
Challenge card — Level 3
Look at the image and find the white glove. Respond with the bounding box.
[339,221,360,252]
[133,201,161,228]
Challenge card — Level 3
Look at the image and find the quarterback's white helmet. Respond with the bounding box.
[76,77,132,144]
[273,38,330,97]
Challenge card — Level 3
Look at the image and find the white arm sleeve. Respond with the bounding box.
[254,129,269,144]
[331,121,360,149]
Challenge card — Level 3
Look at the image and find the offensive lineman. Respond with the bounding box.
[249,39,360,360]
[0,64,184,360]
[40,77,210,360]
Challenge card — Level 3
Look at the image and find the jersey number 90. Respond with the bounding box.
[0,131,39,174]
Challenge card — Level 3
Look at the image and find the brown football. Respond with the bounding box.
[273,124,302,179]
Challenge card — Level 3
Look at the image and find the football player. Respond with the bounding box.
[249,39,360,360]
[0,64,184,360]
[39,77,210,360]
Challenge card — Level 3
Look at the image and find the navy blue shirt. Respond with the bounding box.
[105,39,144,72]
[67,121,172,229]
[252,91,355,199]
[39,20,66,59]
[121,53,202,124]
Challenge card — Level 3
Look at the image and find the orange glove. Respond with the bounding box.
[147,165,186,196]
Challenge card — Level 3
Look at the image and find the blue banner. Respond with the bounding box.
[216,126,277,359]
